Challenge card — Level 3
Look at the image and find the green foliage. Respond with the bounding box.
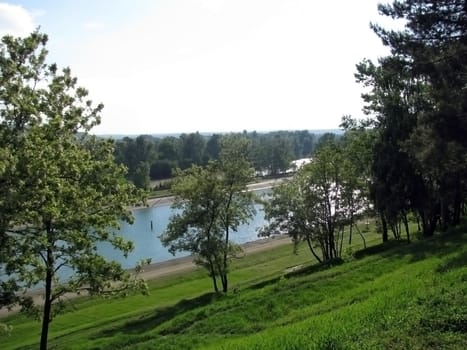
[161,137,256,292]
[262,138,370,262]
[149,160,173,180]
[114,130,335,185]
[357,0,467,238]
[179,132,207,167]
[252,133,294,176]
[0,31,146,349]
[114,135,157,189]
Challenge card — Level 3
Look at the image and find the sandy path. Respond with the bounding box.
[0,235,291,318]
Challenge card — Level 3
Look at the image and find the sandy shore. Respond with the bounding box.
[137,234,291,279]
[0,235,291,318]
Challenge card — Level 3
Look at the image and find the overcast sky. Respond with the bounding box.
[0,1,394,135]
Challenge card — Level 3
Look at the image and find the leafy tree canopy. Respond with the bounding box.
[0,31,146,349]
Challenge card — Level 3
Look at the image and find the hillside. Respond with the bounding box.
[2,227,466,349]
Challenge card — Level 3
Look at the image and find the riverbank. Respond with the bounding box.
[0,235,291,318]
[135,234,291,279]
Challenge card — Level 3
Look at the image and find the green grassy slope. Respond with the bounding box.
[3,227,466,349]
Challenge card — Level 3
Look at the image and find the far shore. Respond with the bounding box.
[141,177,287,209]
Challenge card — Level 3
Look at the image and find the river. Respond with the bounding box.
[99,198,269,270]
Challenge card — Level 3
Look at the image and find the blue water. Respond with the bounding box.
[100,201,268,269]
[0,195,270,285]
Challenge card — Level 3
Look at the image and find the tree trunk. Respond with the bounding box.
[211,274,219,292]
[40,248,53,350]
[221,273,228,293]
[402,213,410,243]
[353,223,367,249]
[420,209,437,237]
[390,221,398,240]
[306,236,322,263]
[207,258,219,292]
[222,225,230,293]
[380,211,388,242]
[319,230,329,261]
[221,187,234,293]
[348,215,353,245]
[328,229,337,259]
[453,186,462,226]
[338,226,344,257]
[440,199,448,232]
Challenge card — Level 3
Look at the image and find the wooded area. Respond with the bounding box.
[113,130,338,188]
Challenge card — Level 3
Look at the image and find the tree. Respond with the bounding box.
[0,32,146,349]
[315,132,338,152]
[114,135,156,189]
[161,136,255,293]
[260,175,324,263]
[179,132,207,168]
[294,130,315,158]
[205,133,222,160]
[150,160,173,180]
[253,133,293,176]
[133,161,150,189]
[339,122,375,246]
[217,135,256,292]
[262,142,368,262]
[269,134,294,175]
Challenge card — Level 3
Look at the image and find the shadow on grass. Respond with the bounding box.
[96,292,217,339]
[248,276,282,290]
[354,225,467,264]
[436,251,467,273]
[353,240,406,259]
[248,258,344,290]
[284,258,344,279]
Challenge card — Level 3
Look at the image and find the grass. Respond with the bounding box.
[1,224,466,349]
[148,188,172,198]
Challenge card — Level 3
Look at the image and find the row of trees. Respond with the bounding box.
[355,0,467,239]
[257,0,467,263]
[114,130,339,188]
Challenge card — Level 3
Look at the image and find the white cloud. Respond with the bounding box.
[0,2,35,37]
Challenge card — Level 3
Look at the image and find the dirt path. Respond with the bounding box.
[0,235,291,318]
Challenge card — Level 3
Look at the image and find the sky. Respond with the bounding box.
[0,1,395,135]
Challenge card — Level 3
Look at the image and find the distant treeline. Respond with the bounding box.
[114,130,340,188]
